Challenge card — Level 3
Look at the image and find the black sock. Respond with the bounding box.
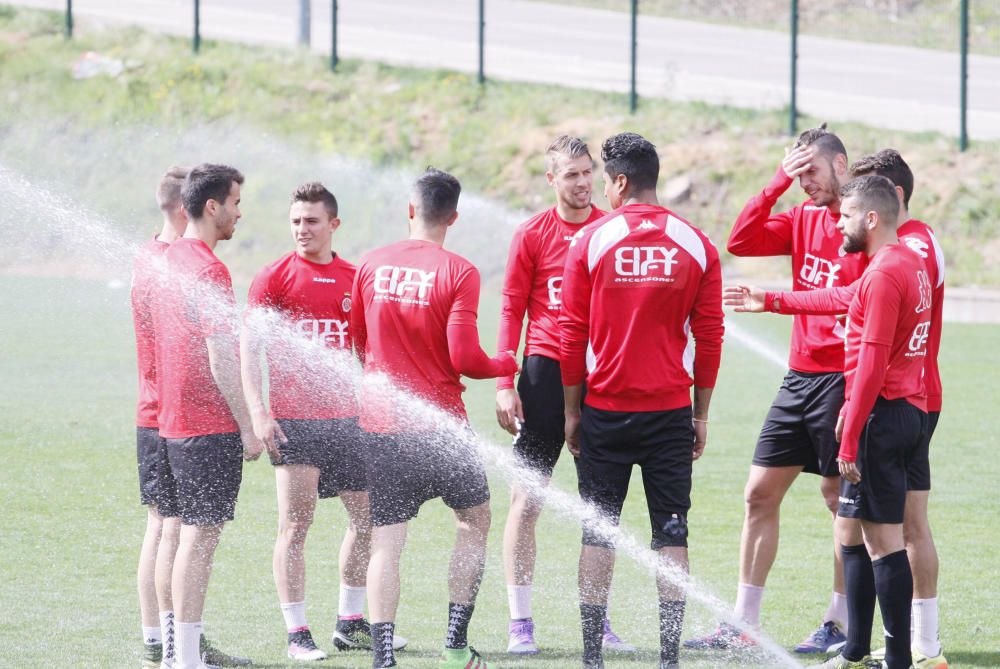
[371,622,396,668]
[445,602,474,649]
[841,543,876,661]
[873,550,913,669]
[580,603,606,664]
[658,599,686,664]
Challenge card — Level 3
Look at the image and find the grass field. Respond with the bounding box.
[0,273,998,668]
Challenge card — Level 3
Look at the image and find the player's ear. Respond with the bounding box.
[446,211,459,228]
[895,185,905,206]
[330,217,341,232]
[546,170,556,187]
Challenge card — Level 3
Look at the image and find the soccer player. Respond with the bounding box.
[132,166,188,669]
[351,168,519,669]
[495,135,632,655]
[560,132,724,669]
[686,124,867,654]
[154,164,260,669]
[725,149,946,669]
[242,182,407,661]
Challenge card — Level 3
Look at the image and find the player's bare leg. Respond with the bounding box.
[579,544,615,668]
[338,490,372,589]
[439,502,491,668]
[139,507,164,666]
[656,547,689,669]
[172,523,223,669]
[155,516,182,665]
[903,491,943,661]
[739,465,800,590]
[503,482,545,587]
[367,522,407,668]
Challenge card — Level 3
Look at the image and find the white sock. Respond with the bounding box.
[280,601,308,632]
[912,597,941,657]
[338,585,367,619]
[507,584,533,620]
[143,625,162,645]
[733,583,764,628]
[159,611,176,660]
[175,621,203,669]
[825,592,849,631]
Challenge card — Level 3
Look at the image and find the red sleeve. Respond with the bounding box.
[558,235,591,386]
[767,281,858,315]
[448,323,519,379]
[350,266,368,364]
[497,228,533,389]
[727,167,796,257]
[198,264,238,338]
[691,243,724,388]
[447,265,480,328]
[839,342,890,462]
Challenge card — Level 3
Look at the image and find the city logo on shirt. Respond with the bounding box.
[613,246,679,283]
[903,236,930,259]
[547,276,563,309]
[373,265,436,305]
[915,270,932,314]
[799,253,842,288]
[296,318,350,347]
[908,321,930,355]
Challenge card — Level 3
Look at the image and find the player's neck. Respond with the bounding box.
[866,230,897,257]
[897,207,911,225]
[158,213,185,244]
[409,222,447,246]
[183,221,220,250]
[622,189,660,207]
[297,248,334,264]
[556,201,593,225]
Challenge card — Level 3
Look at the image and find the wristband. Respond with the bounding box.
[692,418,709,423]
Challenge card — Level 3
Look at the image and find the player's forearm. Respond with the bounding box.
[692,386,714,421]
[767,284,856,315]
[839,342,890,462]
[727,168,793,257]
[208,336,254,433]
[496,292,528,390]
[448,323,518,379]
[238,330,268,417]
[563,383,584,418]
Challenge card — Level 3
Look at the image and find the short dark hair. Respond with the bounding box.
[545,135,592,173]
[601,132,659,192]
[850,149,913,209]
[182,163,244,219]
[291,181,338,218]
[412,168,461,225]
[840,175,900,227]
[794,122,848,160]
[156,166,189,211]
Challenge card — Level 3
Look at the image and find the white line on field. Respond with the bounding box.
[724,317,788,370]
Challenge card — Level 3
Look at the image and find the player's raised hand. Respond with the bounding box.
[781,145,813,179]
[723,284,766,312]
[496,388,524,436]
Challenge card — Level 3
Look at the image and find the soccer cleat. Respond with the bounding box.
[601,617,636,653]
[333,618,408,651]
[287,628,328,661]
[871,646,947,669]
[805,653,882,669]
[143,643,163,668]
[683,622,757,650]
[796,621,848,654]
[440,645,488,668]
[507,618,539,655]
[200,635,252,666]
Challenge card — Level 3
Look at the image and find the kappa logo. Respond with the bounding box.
[373,265,436,303]
[903,236,930,259]
[799,253,842,288]
[547,276,563,308]
[296,318,349,347]
[908,321,930,353]
[568,229,586,248]
[916,270,932,313]
[312,277,336,284]
[614,246,679,281]
[637,219,657,231]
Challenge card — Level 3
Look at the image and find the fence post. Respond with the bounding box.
[629,0,637,113]
[478,0,485,85]
[330,0,339,71]
[960,0,969,151]
[298,0,311,47]
[193,0,201,54]
[789,0,798,135]
[65,0,72,38]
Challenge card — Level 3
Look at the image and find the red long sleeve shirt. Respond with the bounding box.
[559,203,724,412]
[728,168,867,373]
[496,205,606,389]
[766,219,944,413]
[838,244,931,461]
[131,236,169,429]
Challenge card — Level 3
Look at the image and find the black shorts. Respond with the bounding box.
[275,418,367,498]
[137,426,164,506]
[753,370,844,476]
[907,411,938,492]
[838,398,928,524]
[577,405,694,550]
[161,433,244,526]
[512,355,566,476]
[364,430,490,527]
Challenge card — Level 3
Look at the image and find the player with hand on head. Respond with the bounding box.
[496,135,632,655]
[351,168,519,669]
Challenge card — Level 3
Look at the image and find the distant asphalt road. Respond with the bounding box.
[11,0,1000,139]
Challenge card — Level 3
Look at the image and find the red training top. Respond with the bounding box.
[496,205,606,389]
[560,203,724,412]
[131,236,169,429]
[153,238,239,438]
[352,239,517,434]
[247,251,358,420]
[728,168,867,373]
[766,219,944,412]
[839,244,932,461]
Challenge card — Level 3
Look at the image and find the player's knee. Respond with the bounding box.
[903,516,933,549]
[651,512,689,550]
[744,482,781,516]
[456,503,491,534]
[510,487,543,522]
[278,518,313,543]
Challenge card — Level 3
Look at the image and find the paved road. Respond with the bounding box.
[11,0,1000,139]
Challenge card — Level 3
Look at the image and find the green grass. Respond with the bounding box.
[530,0,1000,56]
[1,275,998,668]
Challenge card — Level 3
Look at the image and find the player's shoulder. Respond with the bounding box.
[332,253,358,274]
[255,251,297,278]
